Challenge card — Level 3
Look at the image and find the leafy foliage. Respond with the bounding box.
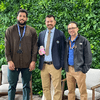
[0,0,100,94]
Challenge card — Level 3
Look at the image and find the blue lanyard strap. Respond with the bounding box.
[17,24,26,49]
[17,24,26,41]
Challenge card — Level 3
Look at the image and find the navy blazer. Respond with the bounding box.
[38,28,66,70]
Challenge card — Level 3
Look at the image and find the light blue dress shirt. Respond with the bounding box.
[44,27,55,62]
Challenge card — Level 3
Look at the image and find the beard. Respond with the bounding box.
[17,20,26,25]
[47,24,54,30]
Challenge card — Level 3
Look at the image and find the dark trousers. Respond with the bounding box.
[7,68,32,100]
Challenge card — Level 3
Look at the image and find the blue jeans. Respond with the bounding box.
[7,68,32,100]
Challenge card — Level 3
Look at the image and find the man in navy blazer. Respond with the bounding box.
[38,15,65,100]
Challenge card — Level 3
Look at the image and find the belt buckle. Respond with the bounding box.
[44,61,52,65]
[68,65,74,67]
[48,62,52,65]
[70,65,74,67]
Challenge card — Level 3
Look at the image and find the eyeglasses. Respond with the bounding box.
[68,27,77,30]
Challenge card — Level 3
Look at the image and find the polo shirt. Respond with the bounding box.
[68,36,77,66]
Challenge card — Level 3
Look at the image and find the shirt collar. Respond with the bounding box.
[69,35,78,42]
[47,27,55,33]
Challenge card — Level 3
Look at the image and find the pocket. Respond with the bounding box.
[77,71,85,75]
[82,65,90,73]
[77,43,83,52]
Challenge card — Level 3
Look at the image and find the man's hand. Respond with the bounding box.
[29,61,35,71]
[39,49,44,55]
[39,46,45,55]
[8,61,15,70]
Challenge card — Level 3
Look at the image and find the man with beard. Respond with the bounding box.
[5,9,37,100]
[38,15,65,100]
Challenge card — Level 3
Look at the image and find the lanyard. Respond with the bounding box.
[17,24,26,49]
[69,41,75,49]
[17,24,26,41]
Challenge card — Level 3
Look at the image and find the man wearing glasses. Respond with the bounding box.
[64,21,92,100]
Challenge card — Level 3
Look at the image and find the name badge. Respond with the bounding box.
[79,43,82,45]
[56,40,59,44]
[17,49,23,54]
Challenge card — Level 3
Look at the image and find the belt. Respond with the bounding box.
[68,65,74,67]
[44,61,53,65]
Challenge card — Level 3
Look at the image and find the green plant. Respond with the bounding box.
[38,90,43,97]
[0,0,100,95]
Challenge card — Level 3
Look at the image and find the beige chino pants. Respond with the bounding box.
[67,66,87,100]
[41,64,62,100]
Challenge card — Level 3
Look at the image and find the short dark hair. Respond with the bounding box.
[17,9,28,17]
[68,21,78,27]
[45,15,55,21]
